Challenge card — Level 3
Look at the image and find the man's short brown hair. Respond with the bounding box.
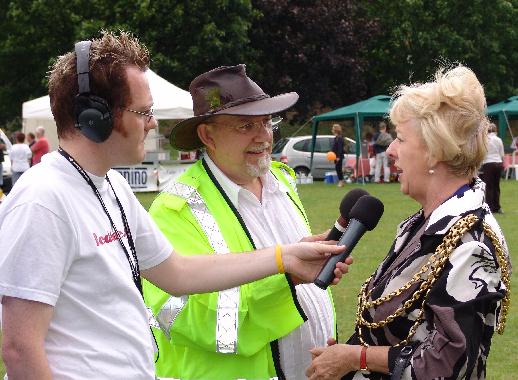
[48,30,149,138]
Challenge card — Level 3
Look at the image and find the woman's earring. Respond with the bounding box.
[428,169,435,175]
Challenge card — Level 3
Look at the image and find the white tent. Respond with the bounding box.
[146,70,193,120]
[22,69,194,150]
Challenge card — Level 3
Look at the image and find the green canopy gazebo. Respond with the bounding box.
[486,96,518,141]
[310,95,391,176]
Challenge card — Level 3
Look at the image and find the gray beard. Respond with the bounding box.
[246,154,271,177]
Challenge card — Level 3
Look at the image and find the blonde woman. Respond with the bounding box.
[480,123,504,213]
[307,65,510,380]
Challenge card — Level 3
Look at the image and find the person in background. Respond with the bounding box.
[0,32,349,380]
[480,123,504,213]
[364,131,376,182]
[307,65,510,380]
[373,121,393,183]
[0,128,12,196]
[9,132,32,186]
[143,64,348,380]
[31,125,50,165]
[0,132,6,191]
[27,132,36,148]
[332,123,345,187]
[510,135,518,151]
[26,132,36,167]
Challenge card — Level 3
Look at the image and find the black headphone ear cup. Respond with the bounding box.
[74,41,113,143]
[75,95,113,143]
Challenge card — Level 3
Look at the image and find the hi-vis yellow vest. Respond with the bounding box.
[143,159,335,380]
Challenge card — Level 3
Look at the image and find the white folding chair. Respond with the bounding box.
[504,151,518,180]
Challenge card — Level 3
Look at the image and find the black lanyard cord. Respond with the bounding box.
[58,148,161,362]
[58,147,142,295]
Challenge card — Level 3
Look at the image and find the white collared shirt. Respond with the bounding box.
[204,154,335,379]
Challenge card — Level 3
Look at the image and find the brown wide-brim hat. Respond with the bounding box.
[170,64,298,150]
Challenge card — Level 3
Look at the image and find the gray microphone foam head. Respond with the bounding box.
[349,195,384,230]
[339,188,370,218]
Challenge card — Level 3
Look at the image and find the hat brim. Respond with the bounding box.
[170,92,298,150]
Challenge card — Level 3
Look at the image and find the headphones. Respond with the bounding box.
[74,41,113,143]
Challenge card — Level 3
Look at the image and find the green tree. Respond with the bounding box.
[249,0,379,119]
[130,0,257,90]
[3,0,516,132]
[0,0,79,130]
[364,0,518,102]
[0,0,255,131]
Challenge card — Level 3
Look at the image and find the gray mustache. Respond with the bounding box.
[247,143,270,153]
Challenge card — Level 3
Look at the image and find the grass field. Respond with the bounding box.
[1,180,516,378]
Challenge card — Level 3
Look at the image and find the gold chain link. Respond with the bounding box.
[482,222,511,334]
[355,214,510,347]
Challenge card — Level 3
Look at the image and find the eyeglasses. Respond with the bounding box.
[226,116,283,135]
[123,107,154,123]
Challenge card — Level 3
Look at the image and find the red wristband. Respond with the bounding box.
[360,345,370,374]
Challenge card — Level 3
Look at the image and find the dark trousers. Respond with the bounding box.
[480,162,503,212]
[335,158,344,181]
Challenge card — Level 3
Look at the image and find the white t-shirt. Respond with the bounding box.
[205,155,335,379]
[8,143,32,172]
[0,151,172,379]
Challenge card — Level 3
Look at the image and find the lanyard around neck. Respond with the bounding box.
[58,147,142,296]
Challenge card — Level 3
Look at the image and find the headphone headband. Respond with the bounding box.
[75,41,92,94]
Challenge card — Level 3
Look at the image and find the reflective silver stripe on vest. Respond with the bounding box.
[278,167,297,191]
[155,295,188,340]
[164,181,239,354]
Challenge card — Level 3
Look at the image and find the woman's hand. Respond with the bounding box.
[306,344,360,380]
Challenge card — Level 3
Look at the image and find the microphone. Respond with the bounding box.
[314,195,384,290]
[325,188,370,241]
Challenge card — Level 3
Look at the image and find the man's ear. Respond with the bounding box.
[197,123,215,151]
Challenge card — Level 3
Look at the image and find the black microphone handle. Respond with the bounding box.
[325,218,347,241]
[314,219,367,290]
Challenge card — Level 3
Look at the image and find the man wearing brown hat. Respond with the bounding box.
[144,65,339,379]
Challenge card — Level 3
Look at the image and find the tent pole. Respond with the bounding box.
[310,119,318,175]
[503,111,513,140]
[358,130,365,182]
[355,113,364,186]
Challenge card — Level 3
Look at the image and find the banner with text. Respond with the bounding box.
[114,162,192,192]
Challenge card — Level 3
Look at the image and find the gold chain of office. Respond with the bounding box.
[355,214,511,348]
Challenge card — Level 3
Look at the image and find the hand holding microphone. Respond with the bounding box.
[293,189,370,285]
[315,195,384,289]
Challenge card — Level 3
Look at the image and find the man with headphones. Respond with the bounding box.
[0,31,349,379]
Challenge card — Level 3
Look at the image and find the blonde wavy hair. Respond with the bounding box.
[389,65,489,178]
